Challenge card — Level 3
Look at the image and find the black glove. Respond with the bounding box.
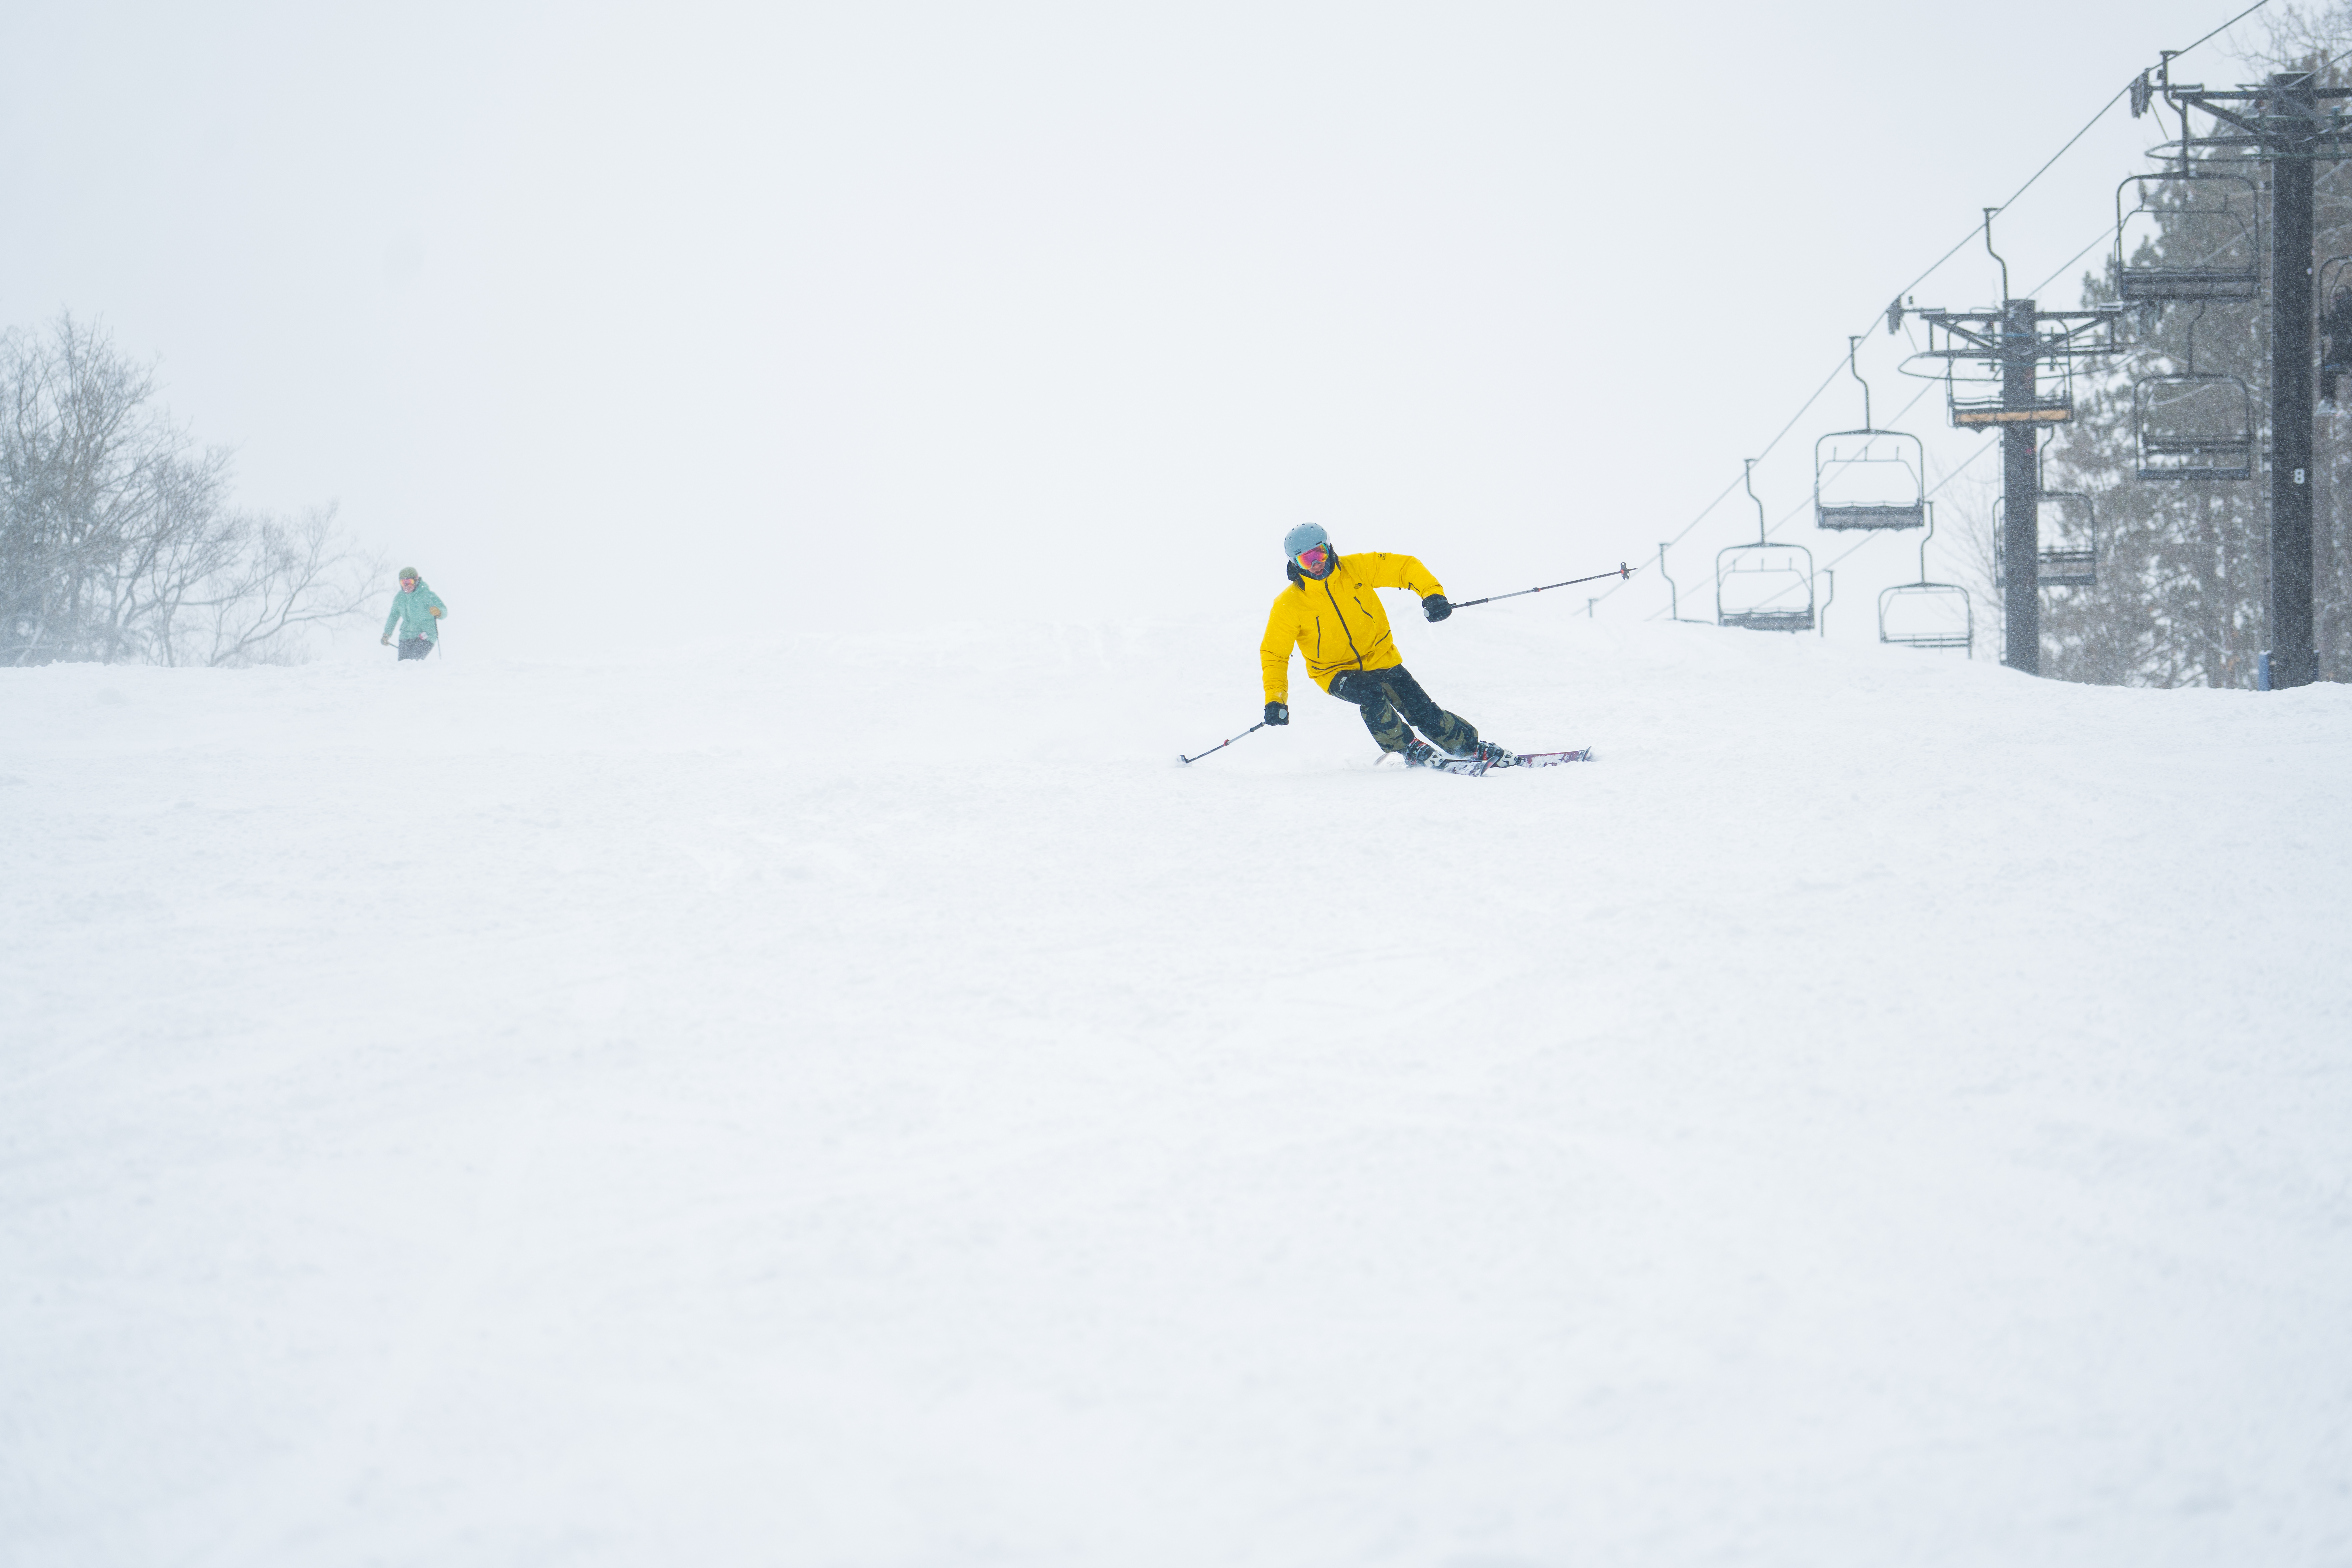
[1264,701,1288,726]
[1422,594,1453,622]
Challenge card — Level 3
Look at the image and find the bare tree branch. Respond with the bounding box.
[1,314,381,668]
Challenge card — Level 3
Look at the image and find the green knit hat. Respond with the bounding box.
[397,566,420,581]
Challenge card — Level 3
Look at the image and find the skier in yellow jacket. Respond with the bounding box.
[1259,523,1513,768]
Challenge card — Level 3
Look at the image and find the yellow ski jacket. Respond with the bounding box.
[1260,551,1447,703]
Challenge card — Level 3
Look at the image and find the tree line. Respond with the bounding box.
[1993,13,2352,687]
[0,314,377,667]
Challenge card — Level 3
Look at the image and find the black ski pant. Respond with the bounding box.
[1326,665,1479,756]
[397,636,435,661]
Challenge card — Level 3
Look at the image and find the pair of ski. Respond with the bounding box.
[1409,746,1594,777]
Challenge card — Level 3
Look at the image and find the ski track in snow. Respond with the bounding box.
[2,615,2349,1567]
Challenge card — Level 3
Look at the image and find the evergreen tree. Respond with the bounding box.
[2037,15,2352,685]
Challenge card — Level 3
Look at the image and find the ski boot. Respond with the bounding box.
[1396,738,1441,768]
[1466,739,1519,769]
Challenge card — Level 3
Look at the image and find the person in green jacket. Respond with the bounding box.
[381,567,446,660]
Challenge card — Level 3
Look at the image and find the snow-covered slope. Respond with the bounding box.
[5,614,2349,1567]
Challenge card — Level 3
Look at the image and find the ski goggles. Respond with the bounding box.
[1293,544,1332,574]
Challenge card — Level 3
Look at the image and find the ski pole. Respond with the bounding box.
[1180,720,1267,765]
[1452,561,1633,609]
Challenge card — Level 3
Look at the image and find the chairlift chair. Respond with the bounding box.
[2132,301,2254,481]
[1718,460,1815,632]
[1877,503,1972,655]
[2320,255,2352,404]
[1993,490,2099,589]
[1879,583,1973,651]
[2135,378,2254,479]
[2034,491,2098,587]
[1814,338,1926,530]
[2114,171,2261,302]
[1719,548,1818,632]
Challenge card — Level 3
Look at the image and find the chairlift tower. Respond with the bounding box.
[2136,60,2347,689]
[1895,213,2125,676]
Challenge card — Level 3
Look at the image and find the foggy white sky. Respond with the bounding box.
[0,0,2278,656]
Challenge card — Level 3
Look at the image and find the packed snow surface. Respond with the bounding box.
[4,614,2350,1567]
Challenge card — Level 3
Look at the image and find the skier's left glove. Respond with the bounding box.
[1422,594,1453,622]
[1264,702,1288,726]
